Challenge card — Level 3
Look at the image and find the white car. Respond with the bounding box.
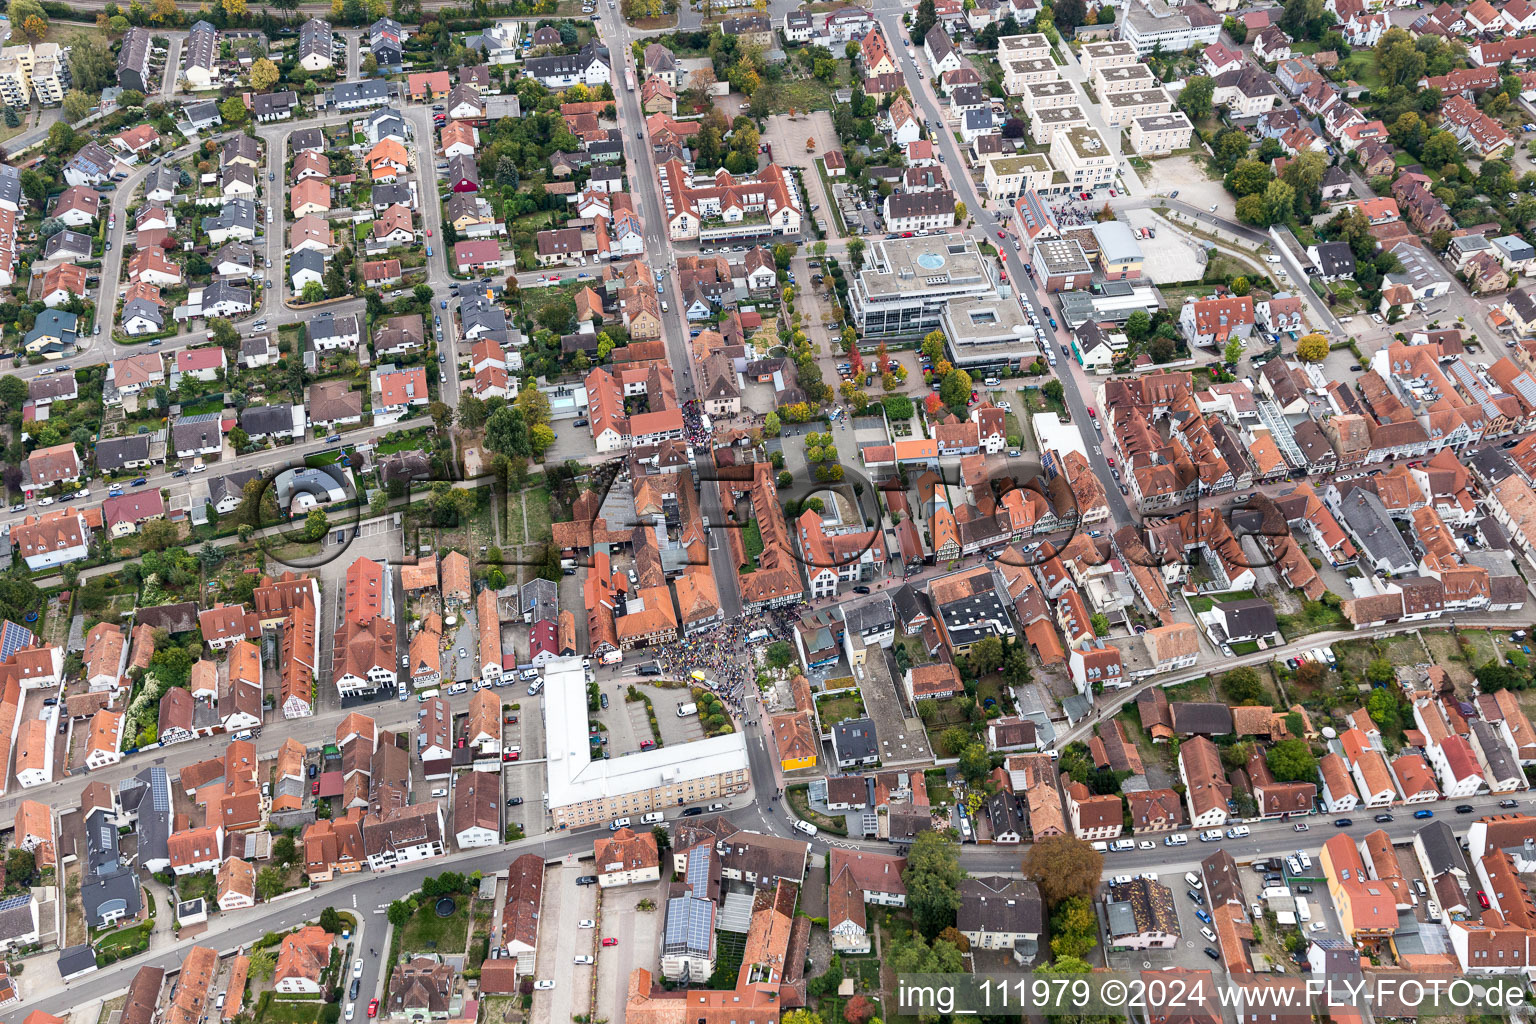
[37,496,54,506]
[353,959,363,978]
[76,488,89,499]
[1309,921,1326,931]
[345,1007,354,1022]
[578,919,596,928]
[534,981,556,990]
[1138,840,1155,850]
[573,955,594,965]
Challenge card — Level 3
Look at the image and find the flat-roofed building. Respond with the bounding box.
[1130,111,1194,154]
[1094,63,1158,96]
[941,296,1042,372]
[848,236,999,337]
[997,33,1054,62]
[1021,79,1078,114]
[1032,236,1094,292]
[983,152,1055,202]
[1002,56,1061,94]
[1079,39,1139,76]
[1050,125,1116,190]
[1101,87,1173,129]
[542,658,749,828]
[1032,103,1091,146]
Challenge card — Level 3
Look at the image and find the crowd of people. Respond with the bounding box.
[641,609,798,720]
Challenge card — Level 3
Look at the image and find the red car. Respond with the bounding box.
[504,714,518,724]
[367,1001,379,1018]
[1479,890,1491,909]
[502,751,518,762]
[601,938,618,947]
[312,780,321,794]
[996,231,1005,240]
[426,228,432,237]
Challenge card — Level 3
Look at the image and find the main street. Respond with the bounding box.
[598,3,743,618]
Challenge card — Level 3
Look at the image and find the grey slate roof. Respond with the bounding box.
[240,403,294,437]
[1338,487,1415,569]
[95,435,151,472]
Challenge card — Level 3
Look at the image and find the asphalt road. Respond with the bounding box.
[598,4,742,618]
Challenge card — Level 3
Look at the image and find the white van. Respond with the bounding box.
[610,817,631,831]
[1111,838,1135,852]
[1297,851,1313,871]
[641,812,664,824]
[527,680,544,696]
[676,702,698,718]
[447,682,468,696]
[417,688,440,703]
[431,788,448,798]
[1185,872,1203,890]
[793,819,818,836]
[1164,833,1188,846]
[1090,841,1110,853]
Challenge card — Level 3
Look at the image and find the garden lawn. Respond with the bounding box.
[258,1003,322,1024]
[815,690,865,723]
[741,519,764,568]
[397,901,469,954]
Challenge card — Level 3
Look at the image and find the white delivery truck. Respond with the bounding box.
[676,702,698,717]
[1296,896,1312,922]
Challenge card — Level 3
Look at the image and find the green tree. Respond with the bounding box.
[1124,310,1151,342]
[4,848,35,888]
[387,900,412,929]
[1180,75,1215,119]
[304,508,330,541]
[1212,128,1251,170]
[1365,657,1395,686]
[1049,895,1098,959]
[1221,665,1264,704]
[1224,338,1244,365]
[255,867,286,901]
[0,375,26,409]
[1089,613,1109,637]
[220,95,248,124]
[958,743,991,785]
[939,368,973,412]
[903,831,964,938]
[1225,158,1272,198]
[1266,738,1318,783]
[61,89,93,121]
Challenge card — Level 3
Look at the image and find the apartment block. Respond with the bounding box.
[1130,112,1194,155]
[1049,126,1116,190]
[1101,87,1173,129]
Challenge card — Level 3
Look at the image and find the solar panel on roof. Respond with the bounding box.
[150,766,170,812]
[0,894,30,912]
[0,621,34,661]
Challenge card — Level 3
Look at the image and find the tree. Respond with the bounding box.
[843,997,875,1024]
[61,90,93,121]
[318,906,344,933]
[939,367,973,412]
[1226,158,1272,198]
[954,200,967,222]
[255,867,286,901]
[387,900,412,929]
[1367,686,1400,728]
[223,0,248,14]
[911,0,938,43]
[1296,333,1328,362]
[1124,310,1151,343]
[0,375,26,409]
[1224,338,1244,365]
[141,518,178,549]
[1180,75,1215,119]
[1365,657,1395,686]
[1294,659,1327,688]
[1221,665,1264,704]
[514,386,551,427]
[1021,835,1102,907]
[1053,0,1086,30]
[10,0,48,41]
[304,508,329,541]
[220,95,248,124]
[250,57,280,91]
[4,848,35,888]
[903,831,964,937]
[209,317,239,348]
[1042,379,1064,404]
[1089,613,1109,637]
[1212,128,1251,171]
[1266,738,1318,783]
[1049,895,1098,959]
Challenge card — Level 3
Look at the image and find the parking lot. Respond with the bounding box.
[1118,209,1207,284]
[596,882,664,1024]
[528,863,597,1024]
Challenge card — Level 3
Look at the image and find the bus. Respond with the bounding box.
[625,68,636,91]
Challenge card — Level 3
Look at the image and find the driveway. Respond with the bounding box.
[596,883,664,1024]
[528,865,595,1024]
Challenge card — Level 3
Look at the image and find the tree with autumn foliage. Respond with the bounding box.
[843,997,875,1024]
[849,342,864,378]
[924,392,944,417]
